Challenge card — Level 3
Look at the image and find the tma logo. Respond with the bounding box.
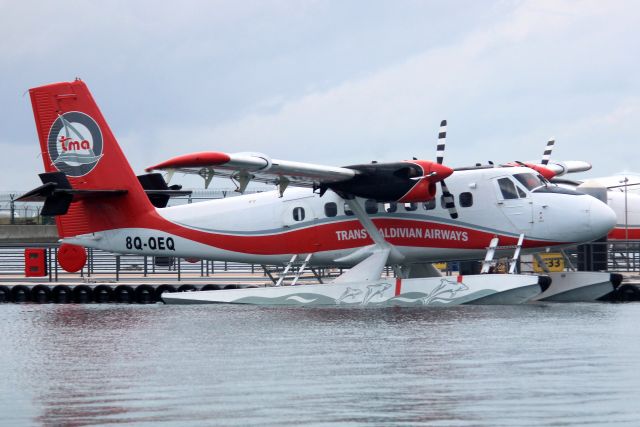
[47,111,103,177]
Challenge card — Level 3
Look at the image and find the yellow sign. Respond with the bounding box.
[533,253,565,272]
[434,262,447,270]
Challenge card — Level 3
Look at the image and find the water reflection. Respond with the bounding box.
[0,303,638,426]
[16,306,161,425]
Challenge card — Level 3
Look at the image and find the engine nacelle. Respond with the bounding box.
[326,160,452,203]
[397,179,437,203]
[522,163,556,180]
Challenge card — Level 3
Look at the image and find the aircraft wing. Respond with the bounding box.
[520,160,592,178]
[145,151,358,190]
[543,160,592,176]
[145,148,454,205]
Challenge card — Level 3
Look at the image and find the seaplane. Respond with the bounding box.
[553,174,640,241]
[601,179,640,241]
[18,79,618,306]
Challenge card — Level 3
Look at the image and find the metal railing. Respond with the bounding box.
[0,243,348,284]
[2,239,639,284]
[0,243,272,283]
[558,241,640,273]
[521,240,640,273]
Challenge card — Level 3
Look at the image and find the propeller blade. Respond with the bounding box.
[440,180,458,219]
[436,120,447,165]
[435,120,456,218]
[541,138,554,165]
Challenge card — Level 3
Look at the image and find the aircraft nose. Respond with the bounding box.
[589,198,617,239]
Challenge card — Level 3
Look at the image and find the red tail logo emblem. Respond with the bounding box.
[47,111,103,177]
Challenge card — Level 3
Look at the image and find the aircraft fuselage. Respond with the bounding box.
[66,166,616,266]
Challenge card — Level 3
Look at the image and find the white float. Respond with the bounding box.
[162,273,543,306]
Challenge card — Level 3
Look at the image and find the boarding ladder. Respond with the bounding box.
[481,234,525,274]
[262,254,317,286]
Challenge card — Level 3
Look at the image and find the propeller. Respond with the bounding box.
[504,139,557,180]
[436,120,458,219]
[541,138,554,165]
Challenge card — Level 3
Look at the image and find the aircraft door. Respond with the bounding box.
[281,197,320,254]
[493,176,533,232]
[281,197,318,229]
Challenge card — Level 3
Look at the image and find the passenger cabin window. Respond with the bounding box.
[423,199,436,210]
[344,203,354,216]
[404,203,417,211]
[324,202,337,217]
[292,207,305,221]
[459,192,473,207]
[385,202,397,213]
[365,199,378,214]
[497,178,519,199]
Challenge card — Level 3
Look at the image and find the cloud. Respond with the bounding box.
[142,0,639,179]
[1,0,639,190]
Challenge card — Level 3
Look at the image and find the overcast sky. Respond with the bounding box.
[1,0,638,190]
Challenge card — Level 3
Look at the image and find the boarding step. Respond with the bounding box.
[261,254,322,286]
[481,234,525,274]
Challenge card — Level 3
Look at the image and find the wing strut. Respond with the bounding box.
[198,168,214,189]
[332,197,405,284]
[232,171,253,193]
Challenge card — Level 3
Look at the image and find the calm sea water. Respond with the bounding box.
[0,302,639,426]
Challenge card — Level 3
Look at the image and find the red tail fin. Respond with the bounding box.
[30,79,154,237]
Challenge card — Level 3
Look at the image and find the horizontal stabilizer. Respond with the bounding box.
[137,173,192,208]
[16,172,127,216]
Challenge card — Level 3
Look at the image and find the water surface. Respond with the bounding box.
[1,302,639,426]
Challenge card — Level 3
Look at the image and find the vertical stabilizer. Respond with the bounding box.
[29,79,153,237]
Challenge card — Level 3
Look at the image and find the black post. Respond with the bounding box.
[48,247,52,282]
[9,194,15,225]
[54,247,58,282]
[87,248,91,277]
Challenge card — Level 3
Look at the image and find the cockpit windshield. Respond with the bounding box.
[513,173,545,191]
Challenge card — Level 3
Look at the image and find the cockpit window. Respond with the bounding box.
[514,173,544,191]
[497,178,519,200]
